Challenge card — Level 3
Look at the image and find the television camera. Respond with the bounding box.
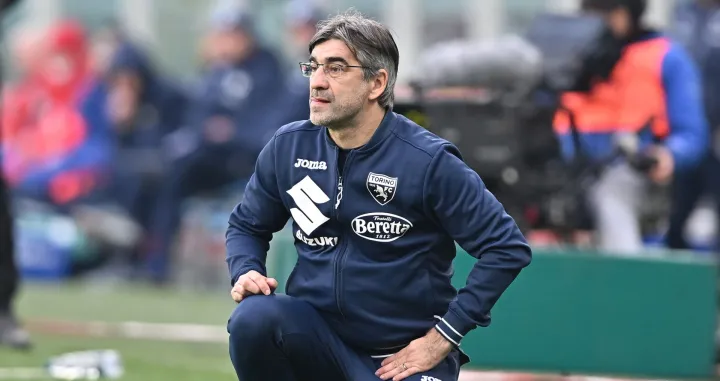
[398,12,660,237]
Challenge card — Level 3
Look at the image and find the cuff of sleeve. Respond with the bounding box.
[435,309,476,347]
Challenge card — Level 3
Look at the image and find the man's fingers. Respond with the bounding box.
[230,289,243,303]
[254,277,273,295]
[242,278,261,295]
[246,270,262,279]
[231,282,245,296]
[380,354,397,367]
[392,365,419,381]
[231,271,277,301]
[376,358,405,380]
[247,272,272,295]
[376,362,403,381]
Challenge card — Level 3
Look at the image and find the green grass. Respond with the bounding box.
[15,282,235,324]
[5,283,683,381]
[0,335,236,380]
[1,282,238,380]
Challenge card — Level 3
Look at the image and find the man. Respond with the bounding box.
[145,4,285,283]
[87,40,187,277]
[553,0,708,253]
[225,10,532,381]
[665,0,720,252]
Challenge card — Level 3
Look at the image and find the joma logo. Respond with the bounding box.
[294,158,327,170]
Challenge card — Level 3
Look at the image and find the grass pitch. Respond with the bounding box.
[0,282,236,380]
[0,282,675,381]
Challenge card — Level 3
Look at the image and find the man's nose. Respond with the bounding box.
[309,68,329,90]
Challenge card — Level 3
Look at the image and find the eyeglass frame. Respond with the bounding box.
[299,61,370,79]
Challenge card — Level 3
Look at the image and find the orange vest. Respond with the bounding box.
[553,37,670,138]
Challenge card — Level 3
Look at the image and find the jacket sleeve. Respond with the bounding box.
[661,44,709,172]
[226,134,290,285]
[423,144,532,346]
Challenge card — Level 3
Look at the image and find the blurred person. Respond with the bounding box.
[553,0,709,253]
[1,25,46,141]
[268,0,327,126]
[0,0,32,351]
[1,20,112,208]
[665,0,720,251]
[89,19,127,76]
[225,10,531,381]
[284,0,325,66]
[143,4,285,284]
[76,40,189,276]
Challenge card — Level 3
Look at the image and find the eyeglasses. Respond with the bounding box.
[299,62,366,78]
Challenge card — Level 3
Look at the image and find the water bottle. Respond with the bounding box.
[46,350,124,380]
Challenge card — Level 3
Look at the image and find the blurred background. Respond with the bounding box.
[0,0,719,380]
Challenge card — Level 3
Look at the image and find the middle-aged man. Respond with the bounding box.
[225,10,532,381]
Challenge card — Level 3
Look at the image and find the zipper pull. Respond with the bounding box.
[335,177,343,209]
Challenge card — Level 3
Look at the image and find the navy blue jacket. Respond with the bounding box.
[226,111,532,351]
[188,48,285,155]
[671,1,720,130]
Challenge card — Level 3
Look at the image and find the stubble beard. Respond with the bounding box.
[310,87,369,130]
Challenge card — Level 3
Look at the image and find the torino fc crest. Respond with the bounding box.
[366,172,398,206]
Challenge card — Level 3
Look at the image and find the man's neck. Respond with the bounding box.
[328,105,386,150]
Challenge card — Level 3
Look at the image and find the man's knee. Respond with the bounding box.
[227,294,292,341]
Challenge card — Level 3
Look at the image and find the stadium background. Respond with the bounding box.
[1,0,716,380]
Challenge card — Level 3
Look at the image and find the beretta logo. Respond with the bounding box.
[351,213,412,242]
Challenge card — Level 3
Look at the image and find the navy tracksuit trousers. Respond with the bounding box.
[227,294,462,381]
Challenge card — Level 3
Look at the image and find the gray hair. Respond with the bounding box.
[309,9,399,109]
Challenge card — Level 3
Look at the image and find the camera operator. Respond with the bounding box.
[665,0,720,252]
[553,0,709,253]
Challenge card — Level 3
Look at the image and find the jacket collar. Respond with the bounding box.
[323,109,398,153]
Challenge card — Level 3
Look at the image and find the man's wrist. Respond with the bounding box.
[429,327,455,350]
[436,308,477,347]
[432,325,458,349]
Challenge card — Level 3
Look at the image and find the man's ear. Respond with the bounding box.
[368,69,388,102]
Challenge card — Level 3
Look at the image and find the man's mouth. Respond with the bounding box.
[311,97,330,104]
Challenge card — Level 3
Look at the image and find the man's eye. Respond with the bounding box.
[328,65,344,74]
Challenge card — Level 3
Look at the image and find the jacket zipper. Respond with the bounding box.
[333,149,352,318]
[335,177,343,213]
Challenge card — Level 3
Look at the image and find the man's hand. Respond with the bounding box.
[375,328,453,381]
[647,145,674,184]
[230,270,278,303]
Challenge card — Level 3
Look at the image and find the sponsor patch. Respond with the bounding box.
[294,158,327,170]
[295,230,338,247]
[351,213,412,242]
